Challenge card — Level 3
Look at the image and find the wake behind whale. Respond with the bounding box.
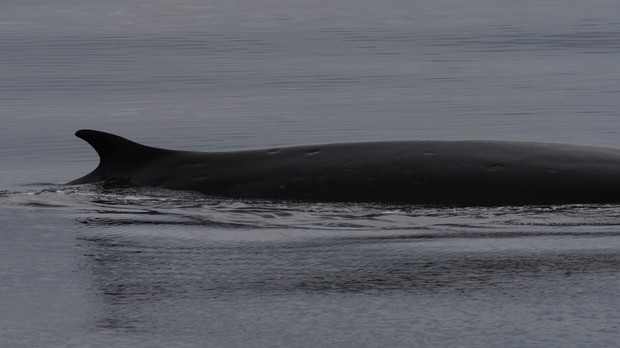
[68,129,620,206]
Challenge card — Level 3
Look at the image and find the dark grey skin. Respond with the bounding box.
[68,129,620,206]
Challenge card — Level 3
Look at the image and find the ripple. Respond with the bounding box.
[424,30,620,53]
[5,184,620,242]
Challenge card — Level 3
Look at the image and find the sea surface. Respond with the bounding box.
[1,0,620,347]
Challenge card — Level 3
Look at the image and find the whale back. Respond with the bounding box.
[66,129,620,205]
[67,129,171,184]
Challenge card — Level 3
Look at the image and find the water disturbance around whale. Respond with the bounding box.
[68,129,620,206]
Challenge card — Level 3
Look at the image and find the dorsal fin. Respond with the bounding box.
[67,129,169,184]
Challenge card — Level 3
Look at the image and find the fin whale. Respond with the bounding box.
[68,129,620,206]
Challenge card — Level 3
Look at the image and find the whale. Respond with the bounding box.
[68,129,620,206]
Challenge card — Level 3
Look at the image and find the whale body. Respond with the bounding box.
[68,129,620,206]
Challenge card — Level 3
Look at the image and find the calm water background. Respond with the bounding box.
[1,0,620,347]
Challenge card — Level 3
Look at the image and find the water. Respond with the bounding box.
[1,0,620,346]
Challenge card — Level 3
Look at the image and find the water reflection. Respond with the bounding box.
[78,228,620,300]
[65,186,620,304]
[3,185,620,334]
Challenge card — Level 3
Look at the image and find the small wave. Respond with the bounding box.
[5,184,620,239]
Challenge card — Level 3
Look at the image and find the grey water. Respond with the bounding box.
[1,0,620,346]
